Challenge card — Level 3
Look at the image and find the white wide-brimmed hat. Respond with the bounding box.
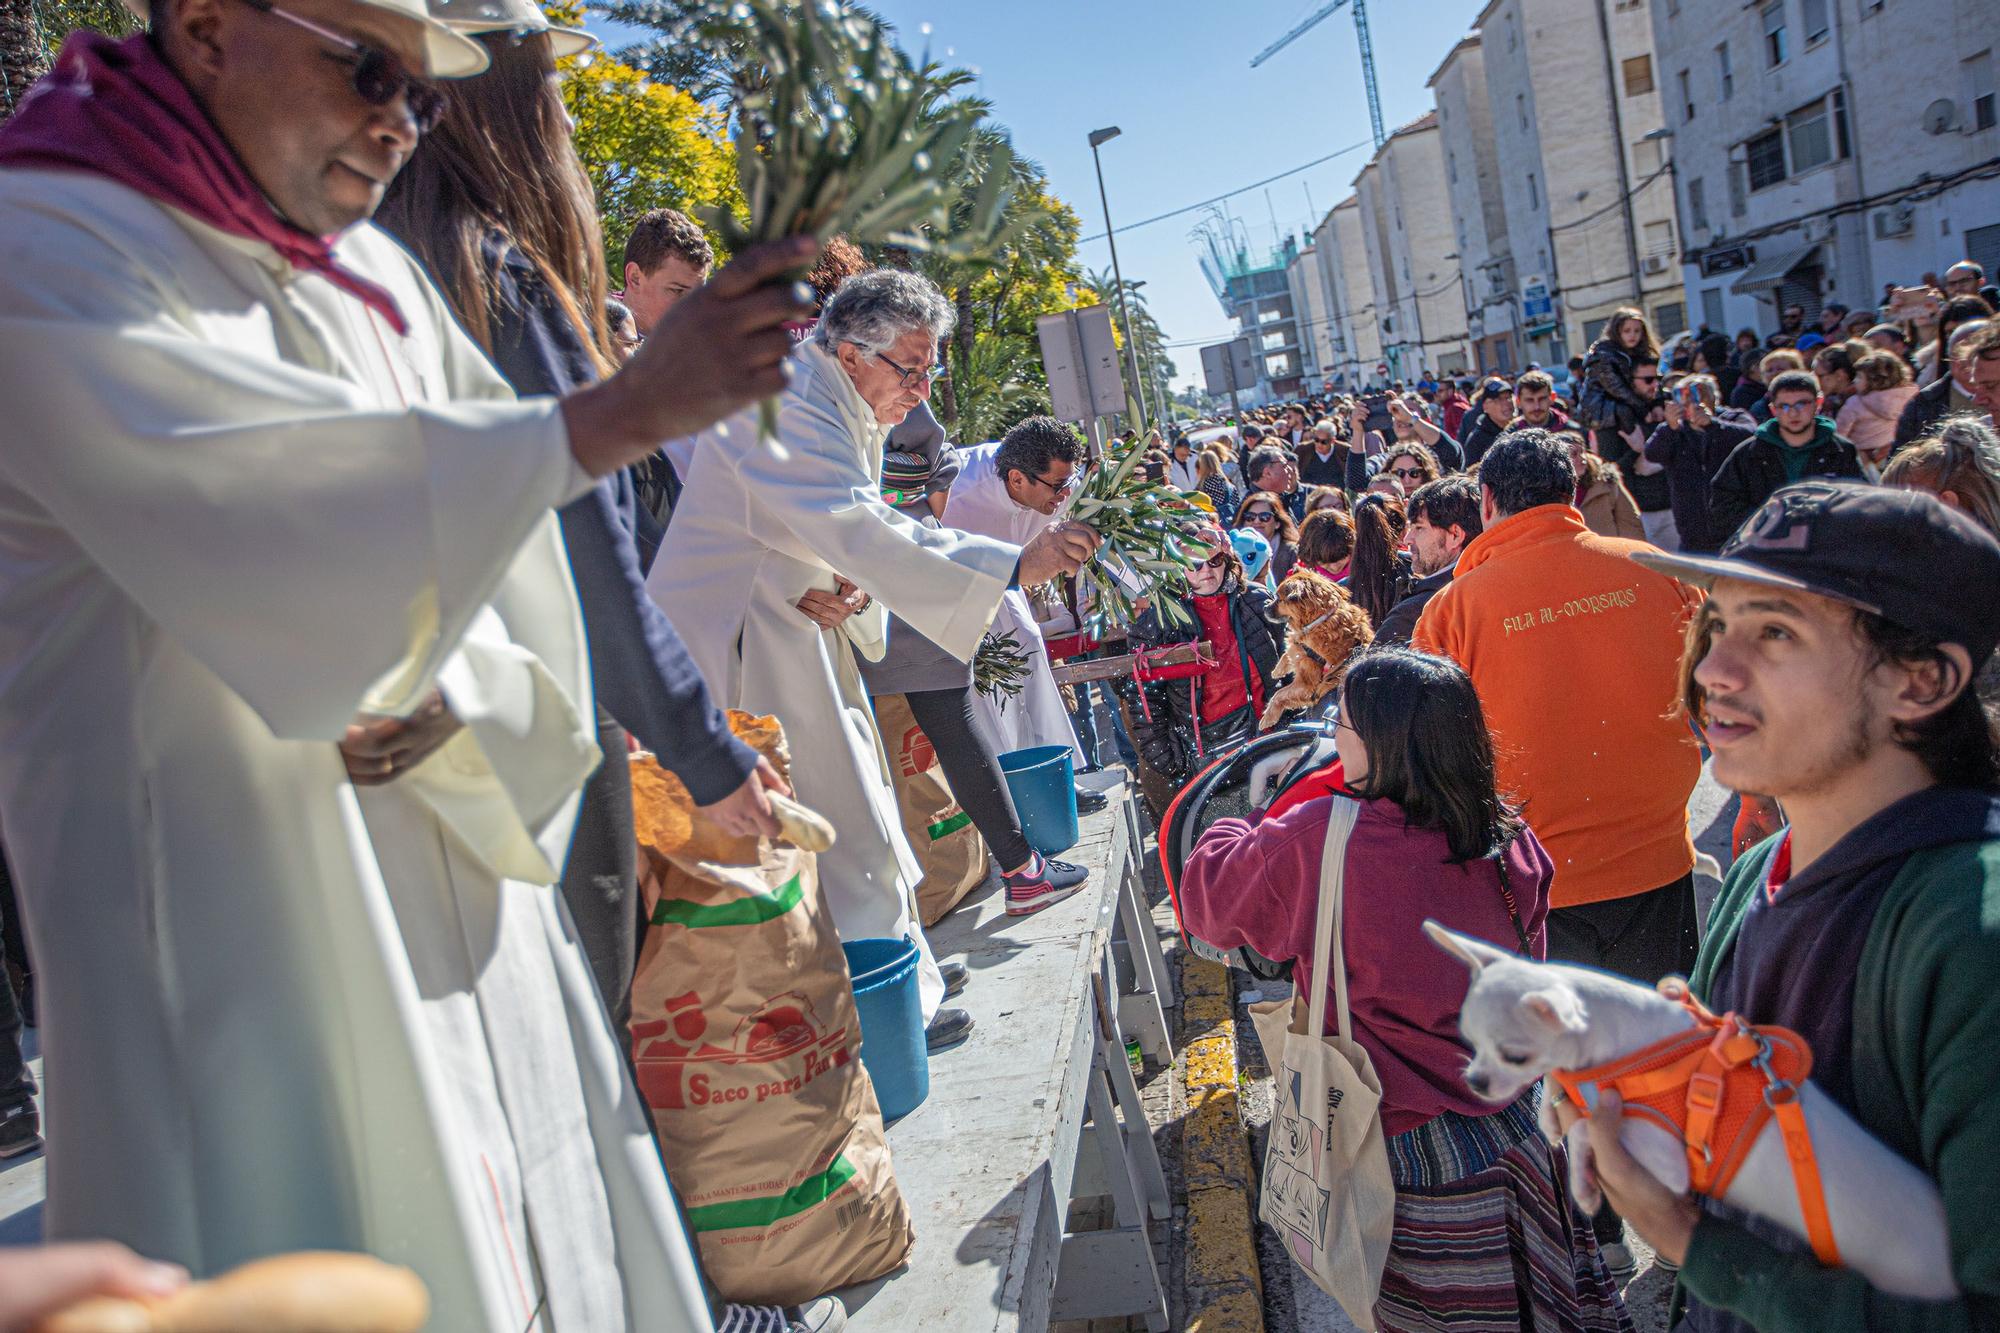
[123,0,492,77]
[424,0,598,57]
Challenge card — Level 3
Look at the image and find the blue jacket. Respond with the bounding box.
[484,239,757,803]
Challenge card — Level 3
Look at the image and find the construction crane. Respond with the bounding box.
[1249,0,1385,150]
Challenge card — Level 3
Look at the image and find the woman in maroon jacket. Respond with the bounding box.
[1179,648,1630,1332]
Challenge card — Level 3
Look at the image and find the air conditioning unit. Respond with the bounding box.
[1873,204,1916,239]
[1642,255,1671,275]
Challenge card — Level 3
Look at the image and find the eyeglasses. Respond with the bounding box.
[1771,399,1818,415]
[236,0,447,132]
[1024,469,1078,495]
[874,352,946,389]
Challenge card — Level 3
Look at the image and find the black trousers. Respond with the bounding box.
[558,707,644,1034]
[1546,871,1699,1244]
[0,844,29,1112]
[903,685,1036,872]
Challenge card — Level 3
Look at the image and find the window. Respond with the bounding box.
[1645,219,1676,258]
[1517,93,1529,131]
[1655,302,1687,337]
[1728,161,1748,216]
[1746,128,1786,190]
[1688,175,1709,231]
[1447,149,1459,183]
[1527,172,1540,209]
[1717,42,1734,99]
[1679,68,1694,121]
[1968,51,1997,132]
[1701,286,1726,331]
[1787,97,1834,173]
[1622,54,1655,96]
[1800,0,1829,43]
[1507,13,1517,50]
[1762,0,1788,66]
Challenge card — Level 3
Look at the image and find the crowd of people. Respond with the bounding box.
[0,0,1996,1327]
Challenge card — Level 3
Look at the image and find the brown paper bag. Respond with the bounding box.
[629,713,914,1305]
[872,693,990,925]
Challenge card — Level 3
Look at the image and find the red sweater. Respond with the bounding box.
[1179,796,1552,1136]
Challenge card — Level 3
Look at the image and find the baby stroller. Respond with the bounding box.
[1157,700,1343,981]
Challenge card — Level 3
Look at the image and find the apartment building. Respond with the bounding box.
[1288,244,1337,386]
[1655,0,2000,335]
[1470,0,1678,362]
[1309,195,1384,389]
[1350,113,1472,380]
[1430,33,1521,373]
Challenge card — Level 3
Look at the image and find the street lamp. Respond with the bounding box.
[1088,126,1153,431]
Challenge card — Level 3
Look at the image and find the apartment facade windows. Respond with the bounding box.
[1687,175,1708,231]
[1788,98,1834,172]
[1623,54,1655,95]
[1746,127,1786,189]
[1717,41,1733,98]
[1968,51,1997,131]
[1679,68,1694,121]
[1762,0,1787,67]
[1800,0,1829,44]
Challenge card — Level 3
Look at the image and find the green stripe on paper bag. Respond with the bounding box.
[651,873,803,928]
[927,810,972,842]
[685,1154,859,1232]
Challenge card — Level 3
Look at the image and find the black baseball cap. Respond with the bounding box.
[1631,481,2000,664]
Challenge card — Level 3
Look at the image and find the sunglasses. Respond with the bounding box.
[1389,466,1426,480]
[1196,552,1230,571]
[874,351,946,389]
[1024,469,1078,495]
[237,0,447,132]
[1242,509,1278,522]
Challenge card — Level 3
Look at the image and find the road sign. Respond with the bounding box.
[1037,305,1127,421]
[1198,339,1258,396]
[1520,275,1557,335]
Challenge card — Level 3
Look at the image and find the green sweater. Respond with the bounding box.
[1681,820,2000,1330]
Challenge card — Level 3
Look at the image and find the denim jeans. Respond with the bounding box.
[1068,679,1138,770]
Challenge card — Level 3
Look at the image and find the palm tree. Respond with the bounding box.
[2,0,48,120]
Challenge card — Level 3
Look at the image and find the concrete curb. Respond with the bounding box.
[1178,956,1265,1332]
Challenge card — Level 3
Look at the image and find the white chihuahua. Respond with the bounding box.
[1423,921,1957,1300]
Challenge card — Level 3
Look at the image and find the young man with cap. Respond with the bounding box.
[1562,481,2000,1332]
[1460,377,1516,465]
[0,2,813,1324]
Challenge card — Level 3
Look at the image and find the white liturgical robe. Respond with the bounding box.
[647,341,1019,1019]
[942,444,1085,766]
[0,170,707,1332]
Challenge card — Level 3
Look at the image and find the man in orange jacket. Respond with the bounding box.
[1414,428,1703,1269]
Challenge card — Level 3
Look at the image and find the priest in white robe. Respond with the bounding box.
[647,271,1098,1026]
[942,425,1090,770]
[0,10,813,1328]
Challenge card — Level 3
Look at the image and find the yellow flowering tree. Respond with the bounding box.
[559,48,744,277]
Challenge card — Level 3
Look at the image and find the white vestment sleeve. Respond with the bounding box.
[0,190,588,742]
[733,391,1019,661]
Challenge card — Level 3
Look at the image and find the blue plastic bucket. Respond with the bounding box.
[999,744,1080,856]
[842,938,929,1120]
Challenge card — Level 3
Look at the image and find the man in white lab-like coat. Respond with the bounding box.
[942,420,1090,774]
[0,3,813,1326]
[648,271,1099,1040]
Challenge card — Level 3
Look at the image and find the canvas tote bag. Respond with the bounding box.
[1247,796,1396,1329]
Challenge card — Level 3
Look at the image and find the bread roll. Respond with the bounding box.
[767,793,836,852]
[36,1252,428,1333]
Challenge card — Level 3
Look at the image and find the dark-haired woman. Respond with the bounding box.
[1343,492,1413,629]
[1179,649,1630,1332]
[378,21,838,1333]
[1294,506,1355,582]
[1236,490,1299,583]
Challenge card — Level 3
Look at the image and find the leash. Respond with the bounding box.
[1552,989,1838,1267]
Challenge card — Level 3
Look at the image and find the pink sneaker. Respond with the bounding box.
[1002,852,1089,916]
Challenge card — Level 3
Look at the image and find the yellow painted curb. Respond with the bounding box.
[1181,956,1231,998]
[1186,1185,1263,1291]
[1184,1033,1238,1090]
[1177,952,1265,1331]
[1185,1283,1266,1332]
[1183,1085,1254,1191]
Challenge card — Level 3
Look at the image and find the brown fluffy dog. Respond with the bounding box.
[1261,571,1375,728]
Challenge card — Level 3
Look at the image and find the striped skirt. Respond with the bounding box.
[1373,1093,1632,1333]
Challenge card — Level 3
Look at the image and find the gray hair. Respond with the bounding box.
[814,269,955,357]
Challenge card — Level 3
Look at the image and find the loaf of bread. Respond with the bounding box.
[767,792,836,852]
[36,1252,429,1333]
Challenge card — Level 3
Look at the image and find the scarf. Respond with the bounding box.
[0,31,409,333]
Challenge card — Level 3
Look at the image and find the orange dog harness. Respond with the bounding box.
[1552,988,1839,1266]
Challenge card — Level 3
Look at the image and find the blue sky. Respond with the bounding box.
[592,0,1490,390]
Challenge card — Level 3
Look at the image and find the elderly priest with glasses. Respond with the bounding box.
[648,271,1100,1046]
[0,0,822,1324]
